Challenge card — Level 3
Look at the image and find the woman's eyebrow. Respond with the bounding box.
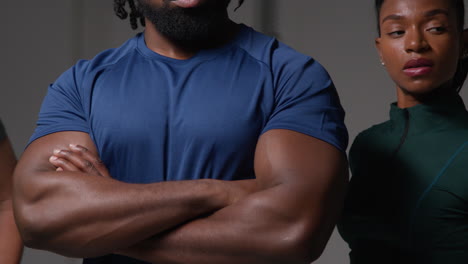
[382,8,450,24]
[424,8,449,18]
[382,14,403,24]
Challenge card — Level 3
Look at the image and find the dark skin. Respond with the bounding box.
[50,129,347,264]
[14,132,253,257]
[0,138,23,264]
[376,0,468,108]
[13,0,348,262]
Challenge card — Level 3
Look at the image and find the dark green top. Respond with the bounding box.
[338,94,468,263]
[0,119,6,141]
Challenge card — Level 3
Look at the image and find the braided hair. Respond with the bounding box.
[114,0,145,29]
[114,0,246,30]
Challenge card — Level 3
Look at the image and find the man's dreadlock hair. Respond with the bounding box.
[114,0,145,29]
[114,0,246,30]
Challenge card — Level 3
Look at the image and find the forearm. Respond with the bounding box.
[0,201,23,264]
[119,184,334,264]
[14,170,228,258]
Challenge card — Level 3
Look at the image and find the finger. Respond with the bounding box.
[69,144,111,178]
[49,156,80,172]
[56,167,64,172]
[53,149,99,175]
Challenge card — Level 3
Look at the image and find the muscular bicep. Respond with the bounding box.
[255,129,348,191]
[255,129,348,240]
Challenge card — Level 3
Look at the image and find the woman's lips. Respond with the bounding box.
[403,67,433,77]
[169,0,202,8]
[403,58,434,77]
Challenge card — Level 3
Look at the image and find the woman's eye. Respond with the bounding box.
[387,30,405,37]
[428,27,447,34]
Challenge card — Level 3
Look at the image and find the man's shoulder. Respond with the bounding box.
[72,33,141,76]
[235,25,312,68]
[50,34,141,96]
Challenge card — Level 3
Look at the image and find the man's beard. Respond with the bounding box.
[138,0,231,47]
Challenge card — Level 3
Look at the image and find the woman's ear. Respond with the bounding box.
[375,37,385,65]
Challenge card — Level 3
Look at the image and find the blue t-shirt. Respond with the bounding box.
[31,24,348,263]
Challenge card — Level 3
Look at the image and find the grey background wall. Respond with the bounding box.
[1,1,467,263]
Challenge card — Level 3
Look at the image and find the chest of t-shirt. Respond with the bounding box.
[86,59,273,183]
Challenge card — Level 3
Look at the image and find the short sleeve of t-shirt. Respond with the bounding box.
[29,61,90,144]
[261,57,348,152]
[0,119,6,141]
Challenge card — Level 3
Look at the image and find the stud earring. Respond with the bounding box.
[381,61,386,66]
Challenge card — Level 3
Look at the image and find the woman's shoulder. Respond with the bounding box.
[351,120,393,149]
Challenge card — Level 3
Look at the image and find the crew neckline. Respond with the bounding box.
[136,23,250,64]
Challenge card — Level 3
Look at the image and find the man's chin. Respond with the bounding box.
[143,6,228,46]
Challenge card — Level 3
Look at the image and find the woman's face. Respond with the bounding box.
[376,0,463,104]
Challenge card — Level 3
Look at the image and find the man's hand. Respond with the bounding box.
[49,144,111,178]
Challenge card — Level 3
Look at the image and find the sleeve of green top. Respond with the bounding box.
[0,119,7,141]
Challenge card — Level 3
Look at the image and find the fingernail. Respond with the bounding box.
[53,149,60,155]
[50,156,58,161]
[69,144,79,150]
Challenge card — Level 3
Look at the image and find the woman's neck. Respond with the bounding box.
[396,81,457,109]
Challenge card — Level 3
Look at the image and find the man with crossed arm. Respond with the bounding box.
[13,0,348,263]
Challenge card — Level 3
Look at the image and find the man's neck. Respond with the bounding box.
[143,19,239,60]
